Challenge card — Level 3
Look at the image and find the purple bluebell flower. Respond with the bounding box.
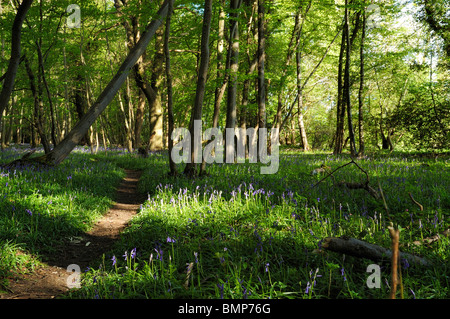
[194,252,198,264]
[341,267,346,281]
[217,282,225,299]
[305,281,311,294]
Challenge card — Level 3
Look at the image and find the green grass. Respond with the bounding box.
[0,146,126,292]
[0,146,448,298]
[64,149,449,299]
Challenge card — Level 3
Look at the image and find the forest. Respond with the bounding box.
[0,0,449,301]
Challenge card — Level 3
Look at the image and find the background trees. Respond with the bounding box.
[0,0,447,168]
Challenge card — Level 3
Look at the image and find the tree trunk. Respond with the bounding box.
[201,0,227,174]
[183,0,212,176]
[134,90,146,148]
[164,0,177,176]
[148,25,165,152]
[257,0,266,131]
[357,10,366,157]
[334,20,346,155]
[115,0,164,152]
[33,0,170,166]
[0,0,33,132]
[226,0,241,131]
[296,43,310,151]
[24,56,51,154]
[344,0,356,157]
[274,2,310,130]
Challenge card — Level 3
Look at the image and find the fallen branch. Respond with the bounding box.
[313,159,381,200]
[321,236,431,267]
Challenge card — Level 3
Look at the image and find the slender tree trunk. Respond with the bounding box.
[148,26,165,151]
[164,0,177,176]
[357,11,366,157]
[334,19,346,155]
[24,56,51,154]
[33,0,170,166]
[344,0,356,156]
[37,42,58,147]
[134,90,146,148]
[184,0,212,176]
[0,0,33,133]
[296,48,310,151]
[226,0,241,131]
[257,0,266,131]
[201,0,227,174]
[275,2,310,130]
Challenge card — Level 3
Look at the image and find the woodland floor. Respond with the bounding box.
[0,169,145,299]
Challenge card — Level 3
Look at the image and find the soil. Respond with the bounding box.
[0,169,146,299]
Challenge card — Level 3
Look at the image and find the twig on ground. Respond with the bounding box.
[408,192,423,211]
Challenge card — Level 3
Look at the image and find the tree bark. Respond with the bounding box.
[115,0,164,152]
[200,0,227,175]
[257,0,265,131]
[357,10,366,157]
[0,0,33,132]
[344,0,356,156]
[24,56,51,154]
[33,0,170,166]
[226,0,241,131]
[164,0,177,176]
[274,2,310,130]
[333,20,346,155]
[183,0,212,176]
[296,43,310,151]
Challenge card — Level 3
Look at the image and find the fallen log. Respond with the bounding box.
[321,236,431,267]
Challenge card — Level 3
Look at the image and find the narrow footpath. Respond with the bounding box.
[0,169,145,299]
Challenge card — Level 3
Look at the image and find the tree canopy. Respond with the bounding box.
[0,0,448,170]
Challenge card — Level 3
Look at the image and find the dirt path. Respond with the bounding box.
[0,169,146,299]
